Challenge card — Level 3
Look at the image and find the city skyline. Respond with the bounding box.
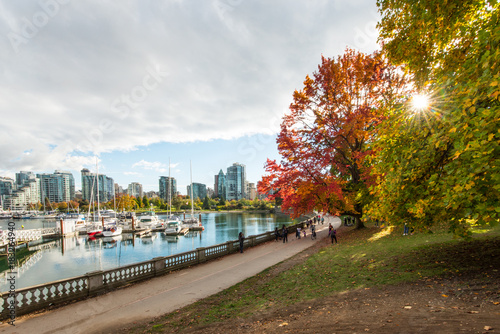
[0,1,379,196]
[0,160,258,201]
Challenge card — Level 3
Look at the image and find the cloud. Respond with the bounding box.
[0,0,379,176]
[132,160,168,173]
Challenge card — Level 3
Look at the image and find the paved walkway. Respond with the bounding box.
[0,221,339,334]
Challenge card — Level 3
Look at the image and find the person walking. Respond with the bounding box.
[238,232,245,253]
[274,227,280,241]
[282,225,288,243]
[331,229,337,244]
[403,223,409,235]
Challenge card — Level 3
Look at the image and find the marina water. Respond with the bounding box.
[0,212,297,292]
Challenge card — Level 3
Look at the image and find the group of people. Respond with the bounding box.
[240,215,339,254]
[274,225,289,243]
[343,216,355,226]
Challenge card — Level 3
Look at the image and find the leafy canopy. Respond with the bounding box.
[259,49,408,227]
[372,0,500,236]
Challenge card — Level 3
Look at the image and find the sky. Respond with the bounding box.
[0,0,379,194]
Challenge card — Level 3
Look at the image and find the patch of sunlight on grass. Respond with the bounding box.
[471,228,491,234]
[350,253,366,260]
[368,226,394,242]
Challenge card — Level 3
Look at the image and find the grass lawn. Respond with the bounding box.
[132,222,500,333]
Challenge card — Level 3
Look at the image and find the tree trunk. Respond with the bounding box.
[355,216,365,229]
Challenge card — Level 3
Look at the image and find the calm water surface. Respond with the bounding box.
[0,212,297,291]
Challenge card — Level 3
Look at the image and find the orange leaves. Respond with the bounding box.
[260,49,408,218]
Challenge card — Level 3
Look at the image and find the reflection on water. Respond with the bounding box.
[0,212,296,291]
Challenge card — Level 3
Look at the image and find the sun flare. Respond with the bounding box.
[411,94,431,111]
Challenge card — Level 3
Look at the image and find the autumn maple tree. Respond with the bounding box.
[371,0,500,236]
[259,49,408,228]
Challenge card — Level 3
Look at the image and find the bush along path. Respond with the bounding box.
[127,224,500,333]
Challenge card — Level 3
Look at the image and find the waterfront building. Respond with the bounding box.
[226,163,246,201]
[114,183,124,195]
[0,177,15,210]
[81,169,114,203]
[0,177,14,197]
[187,183,207,200]
[247,183,257,200]
[159,176,177,201]
[55,170,75,201]
[127,182,143,199]
[74,190,83,200]
[214,169,226,200]
[4,179,40,211]
[15,171,36,187]
[37,171,75,203]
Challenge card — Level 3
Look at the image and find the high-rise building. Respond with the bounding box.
[37,171,75,203]
[187,183,207,200]
[114,183,124,195]
[127,182,143,198]
[247,182,257,200]
[81,169,114,203]
[0,177,14,197]
[214,169,226,200]
[0,177,15,209]
[226,163,246,201]
[159,176,177,202]
[15,171,36,187]
[55,170,75,201]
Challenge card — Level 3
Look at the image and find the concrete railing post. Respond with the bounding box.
[153,257,165,276]
[87,271,104,295]
[226,240,233,254]
[249,235,256,247]
[197,247,206,263]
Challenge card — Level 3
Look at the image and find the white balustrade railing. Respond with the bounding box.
[0,222,302,320]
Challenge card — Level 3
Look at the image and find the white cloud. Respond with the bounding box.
[132,160,168,173]
[0,0,379,176]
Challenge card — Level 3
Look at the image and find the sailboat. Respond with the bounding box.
[183,161,204,230]
[86,158,103,237]
[163,158,185,235]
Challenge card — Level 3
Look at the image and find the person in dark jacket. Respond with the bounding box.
[282,225,288,243]
[274,227,280,241]
[331,229,337,244]
[238,232,245,253]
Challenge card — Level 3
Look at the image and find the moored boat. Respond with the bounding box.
[102,226,122,237]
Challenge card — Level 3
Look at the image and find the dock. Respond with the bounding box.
[164,227,189,236]
[133,228,151,236]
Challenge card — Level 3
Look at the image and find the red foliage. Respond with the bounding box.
[260,49,407,218]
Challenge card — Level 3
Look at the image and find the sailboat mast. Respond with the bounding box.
[96,158,100,221]
[168,157,171,217]
[190,160,194,218]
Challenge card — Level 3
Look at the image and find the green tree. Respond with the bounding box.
[202,196,210,210]
[172,195,183,211]
[143,195,150,209]
[373,0,500,236]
